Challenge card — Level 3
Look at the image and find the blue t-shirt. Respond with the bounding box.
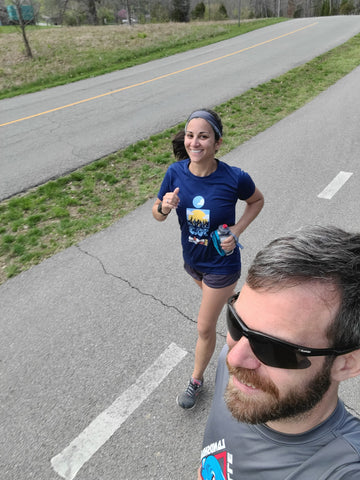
[201,345,360,479]
[157,159,255,274]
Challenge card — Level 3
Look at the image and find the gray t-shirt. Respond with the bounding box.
[201,345,360,479]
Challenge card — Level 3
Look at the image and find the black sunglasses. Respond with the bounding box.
[227,293,359,370]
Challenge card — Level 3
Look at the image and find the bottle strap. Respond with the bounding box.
[230,232,244,250]
[210,231,226,256]
[210,231,244,256]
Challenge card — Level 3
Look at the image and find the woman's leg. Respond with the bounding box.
[192,281,237,381]
[177,279,238,408]
[177,268,239,408]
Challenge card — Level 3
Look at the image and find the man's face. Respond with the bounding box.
[225,282,340,426]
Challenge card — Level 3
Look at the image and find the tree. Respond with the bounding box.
[217,2,228,17]
[192,1,206,18]
[149,1,170,22]
[118,7,127,21]
[339,0,355,12]
[8,0,34,58]
[171,0,190,21]
[82,0,100,24]
[42,0,70,24]
[125,0,132,24]
[60,0,101,25]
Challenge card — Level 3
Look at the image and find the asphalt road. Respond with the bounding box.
[1,16,360,200]
[1,18,360,480]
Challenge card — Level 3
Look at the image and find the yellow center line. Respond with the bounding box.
[1,22,318,128]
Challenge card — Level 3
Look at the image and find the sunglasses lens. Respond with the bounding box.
[249,335,311,369]
[226,305,311,369]
[226,307,243,341]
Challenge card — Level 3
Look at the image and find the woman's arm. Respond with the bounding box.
[221,187,264,250]
[152,187,180,222]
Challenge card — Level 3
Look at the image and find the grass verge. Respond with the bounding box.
[1,32,360,284]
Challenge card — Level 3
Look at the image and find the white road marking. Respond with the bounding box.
[317,171,353,199]
[51,342,187,480]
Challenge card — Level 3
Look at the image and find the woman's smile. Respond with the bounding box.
[185,117,221,168]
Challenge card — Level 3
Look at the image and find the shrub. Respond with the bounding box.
[192,2,206,19]
[339,0,355,13]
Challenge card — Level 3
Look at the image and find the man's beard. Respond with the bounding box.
[224,356,333,424]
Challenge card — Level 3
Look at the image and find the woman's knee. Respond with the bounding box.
[197,318,217,339]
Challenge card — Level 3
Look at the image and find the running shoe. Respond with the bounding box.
[177,378,203,409]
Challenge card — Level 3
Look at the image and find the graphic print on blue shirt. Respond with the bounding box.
[157,160,255,273]
[187,195,209,246]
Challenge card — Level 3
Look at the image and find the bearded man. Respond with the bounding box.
[199,226,360,480]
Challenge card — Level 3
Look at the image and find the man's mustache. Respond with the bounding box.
[226,357,279,398]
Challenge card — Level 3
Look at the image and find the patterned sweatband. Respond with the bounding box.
[185,110,223,139]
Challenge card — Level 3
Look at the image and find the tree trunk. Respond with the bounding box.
[15,1,33,58]
[126,0,132,25]
[88,0,98,25]
[59,0,70,25]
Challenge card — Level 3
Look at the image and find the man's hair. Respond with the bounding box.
[246,225,360,348]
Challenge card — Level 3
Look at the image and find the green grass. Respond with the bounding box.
[1,27,360,284]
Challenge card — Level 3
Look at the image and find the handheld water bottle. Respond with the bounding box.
[217,224,234,256]
[211,224,243,256]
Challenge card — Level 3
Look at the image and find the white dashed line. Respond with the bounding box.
[51,343,187,480]
[317,171,353,199]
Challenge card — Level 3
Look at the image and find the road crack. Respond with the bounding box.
[77,245,198,326]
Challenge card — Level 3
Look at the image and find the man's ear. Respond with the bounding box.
[331,349,360,382]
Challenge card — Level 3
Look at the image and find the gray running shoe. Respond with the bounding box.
[177,378,203,409]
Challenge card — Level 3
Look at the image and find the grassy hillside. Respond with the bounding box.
[0,19,285,99]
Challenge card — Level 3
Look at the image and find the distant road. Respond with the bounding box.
[1,16,360,201]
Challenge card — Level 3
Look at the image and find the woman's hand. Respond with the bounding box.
[162,187,180,210]
[221,229,238,253]
[152,187,180,221]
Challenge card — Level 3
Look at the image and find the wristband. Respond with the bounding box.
[157,201,169,216]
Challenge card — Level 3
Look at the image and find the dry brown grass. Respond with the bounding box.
[0,22,235,92]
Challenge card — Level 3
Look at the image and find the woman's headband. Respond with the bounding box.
[185,110,222,139]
